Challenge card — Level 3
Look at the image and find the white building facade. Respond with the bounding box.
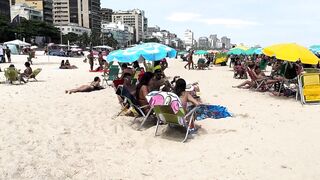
[112,9,147,43]
[11,3,43,21]
[184,29,194,48]
[101,21,134,47]
[56,23,91,35]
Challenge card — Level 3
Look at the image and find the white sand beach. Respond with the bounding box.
[1,54,320,179]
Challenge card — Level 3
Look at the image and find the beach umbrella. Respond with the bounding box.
[105,43,177,63]
[195,50,209,55]
[309,45,320,53]
[30,45,38,49]
[227,48,246,55]
[245,48,263,55]
[263,43,319,65]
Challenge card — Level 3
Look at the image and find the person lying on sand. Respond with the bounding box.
[65,60,78,69]
[65,77,104,94]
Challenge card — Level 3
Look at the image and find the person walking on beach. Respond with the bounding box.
[5,46,11,63]
[184,50,194,70]
[0,45,4,63]
[88,50,94,71]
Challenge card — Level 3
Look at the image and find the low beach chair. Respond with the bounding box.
[4,68,20,84]
[115,86,151,126]
[246,67,267,91]
[298,73,320,104]
[102,65,120,86]
[27,68,42,82]
[152,105,198,143]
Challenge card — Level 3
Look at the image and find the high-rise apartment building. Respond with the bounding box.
[198,37,209,49]
[53,0,69,24]
[0,0,11,20]
[221,36,231,49]
[101,8,112,23]
[112,9,147,42]
[184,29,194,47]
[15,0,53,23]
[53,0,101,31]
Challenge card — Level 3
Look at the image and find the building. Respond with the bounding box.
[101,21,134,47]
[112,9,147,42]
[11,3,43,21]
[52,0,69,25]
[221,36,231,49]
[56,23,91,35]
[184,29,194,48]
[53,0,101,31]
[15,0,53,23]
[209,34,218,49]
[0,0,11,20]
[198,37,209,49]
[101,8,112,23]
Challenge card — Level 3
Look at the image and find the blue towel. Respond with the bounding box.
[195,105,231,121]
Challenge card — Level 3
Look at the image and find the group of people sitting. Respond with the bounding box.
[231,54,306,97]
[60,60,78,69]
[6,62,35,83]
[115,61,201,117]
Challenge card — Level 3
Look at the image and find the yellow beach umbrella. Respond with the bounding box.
[263,43,319,65]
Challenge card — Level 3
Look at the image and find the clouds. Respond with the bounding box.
[167,12,260,28]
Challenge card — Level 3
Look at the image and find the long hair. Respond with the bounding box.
[136,72,154,99]
[174,79,186,97]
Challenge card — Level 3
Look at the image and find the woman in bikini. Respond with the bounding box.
[65,77,103,94]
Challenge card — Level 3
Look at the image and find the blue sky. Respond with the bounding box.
[102,0,320,47]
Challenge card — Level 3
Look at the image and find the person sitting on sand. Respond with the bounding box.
[60,60,67,69]
[19,62,33,83]
[65,60,78,69]
[136,72,154,113]
[65,77,104,94]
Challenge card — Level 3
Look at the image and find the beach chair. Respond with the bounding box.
[298,73,320,104]
[27,68,42,82]
[246,67,267,91]
[304,68,320,73]
[152,105,198,143]
[4,68,20,84]
[115,86,151,126]
[102,65,120,86]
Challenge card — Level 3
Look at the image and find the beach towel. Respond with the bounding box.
[195,105,231,121]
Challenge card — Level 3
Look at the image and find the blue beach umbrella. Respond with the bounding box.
[195,50,209,55]
[105,43,177,63]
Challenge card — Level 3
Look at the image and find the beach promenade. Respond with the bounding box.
[1,54,319,179]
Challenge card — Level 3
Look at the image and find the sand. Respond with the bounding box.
[0,53,320,179]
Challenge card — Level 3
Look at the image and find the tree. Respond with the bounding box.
[79,32,90,47]
[62,32,79,44]
[144,37,160,43]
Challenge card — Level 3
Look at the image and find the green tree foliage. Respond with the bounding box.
[0,15,60,43]
[144,37,160,43]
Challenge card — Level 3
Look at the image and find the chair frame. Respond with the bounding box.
[298,73,320,105]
